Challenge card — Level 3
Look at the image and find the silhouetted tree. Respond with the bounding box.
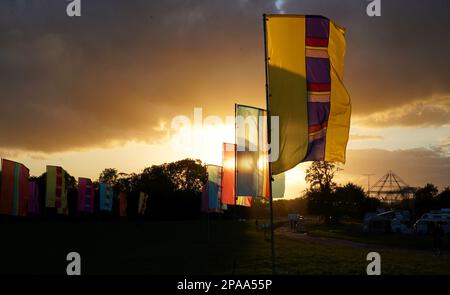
[114,172,133,192]
[307,177,382,223]
[334,183,380,218]
[123,159,208,219]
[306,189,336,223]
[414,183,439,218]
[305,162,340,223]
[99,168,118,185]
[166,159,207,193]
[305,161,339,194]
[436,187,450,208]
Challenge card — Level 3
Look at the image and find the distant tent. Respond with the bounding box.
[28,180,40,214]
[0,159,30,216]
[77,178,94,214]
[99,183,114,212]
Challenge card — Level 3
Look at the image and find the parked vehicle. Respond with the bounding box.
[287,213,305,232]
[413,210,450,234]
[363,210,412,234]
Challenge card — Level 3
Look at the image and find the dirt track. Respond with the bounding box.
[276,226,371,249]
[275,226,442,256]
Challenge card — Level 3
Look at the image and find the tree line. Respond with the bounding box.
[279,161,450,224]
[30,159,207,220]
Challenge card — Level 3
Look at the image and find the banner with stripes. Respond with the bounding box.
[0,159,29,216]
[46,166,68,215]
[77,177,94,213]
[99,183,114,212]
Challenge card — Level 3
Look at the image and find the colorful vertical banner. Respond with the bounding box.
[77,178,94,213]
[28,180,40,214]
[0,159,30,216]
[45,166,68,215]
[221,143,236,205]
[99,183,114,212]
[206,165,222,212]
[119,192,127,217]
[266,15,351,174]
[138,192,148,215]
[235,105,270,198]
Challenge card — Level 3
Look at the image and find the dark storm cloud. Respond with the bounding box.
[0,0,273,152]
[0,0,449,153]
[356,95,450,127]
[280,0,450,119]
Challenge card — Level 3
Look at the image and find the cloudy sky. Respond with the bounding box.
[0,0,449,197]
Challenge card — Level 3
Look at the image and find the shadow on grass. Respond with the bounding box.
[0,218,272,275]
[2,218,449,275]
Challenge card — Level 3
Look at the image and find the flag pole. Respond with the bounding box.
[263,13,276,275]
[234,104,238,220]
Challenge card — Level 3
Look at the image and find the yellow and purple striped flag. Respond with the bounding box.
[266,15,351,174]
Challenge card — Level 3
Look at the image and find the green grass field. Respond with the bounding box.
[0,219,449,275]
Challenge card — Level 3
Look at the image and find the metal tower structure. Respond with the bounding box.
[368,170,414,203]
[362,173,375,194]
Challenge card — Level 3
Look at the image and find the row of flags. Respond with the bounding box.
[0,154,262,218]
[0,159,149,217]
[201,104,286,213]
[201,15,351,212]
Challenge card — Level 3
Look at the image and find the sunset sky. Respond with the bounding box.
[0,0,449,198]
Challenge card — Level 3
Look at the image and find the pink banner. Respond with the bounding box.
[77,177,94,213]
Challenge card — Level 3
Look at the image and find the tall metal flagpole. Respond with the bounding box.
[263,14,276,275]
[234,104,238,220]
